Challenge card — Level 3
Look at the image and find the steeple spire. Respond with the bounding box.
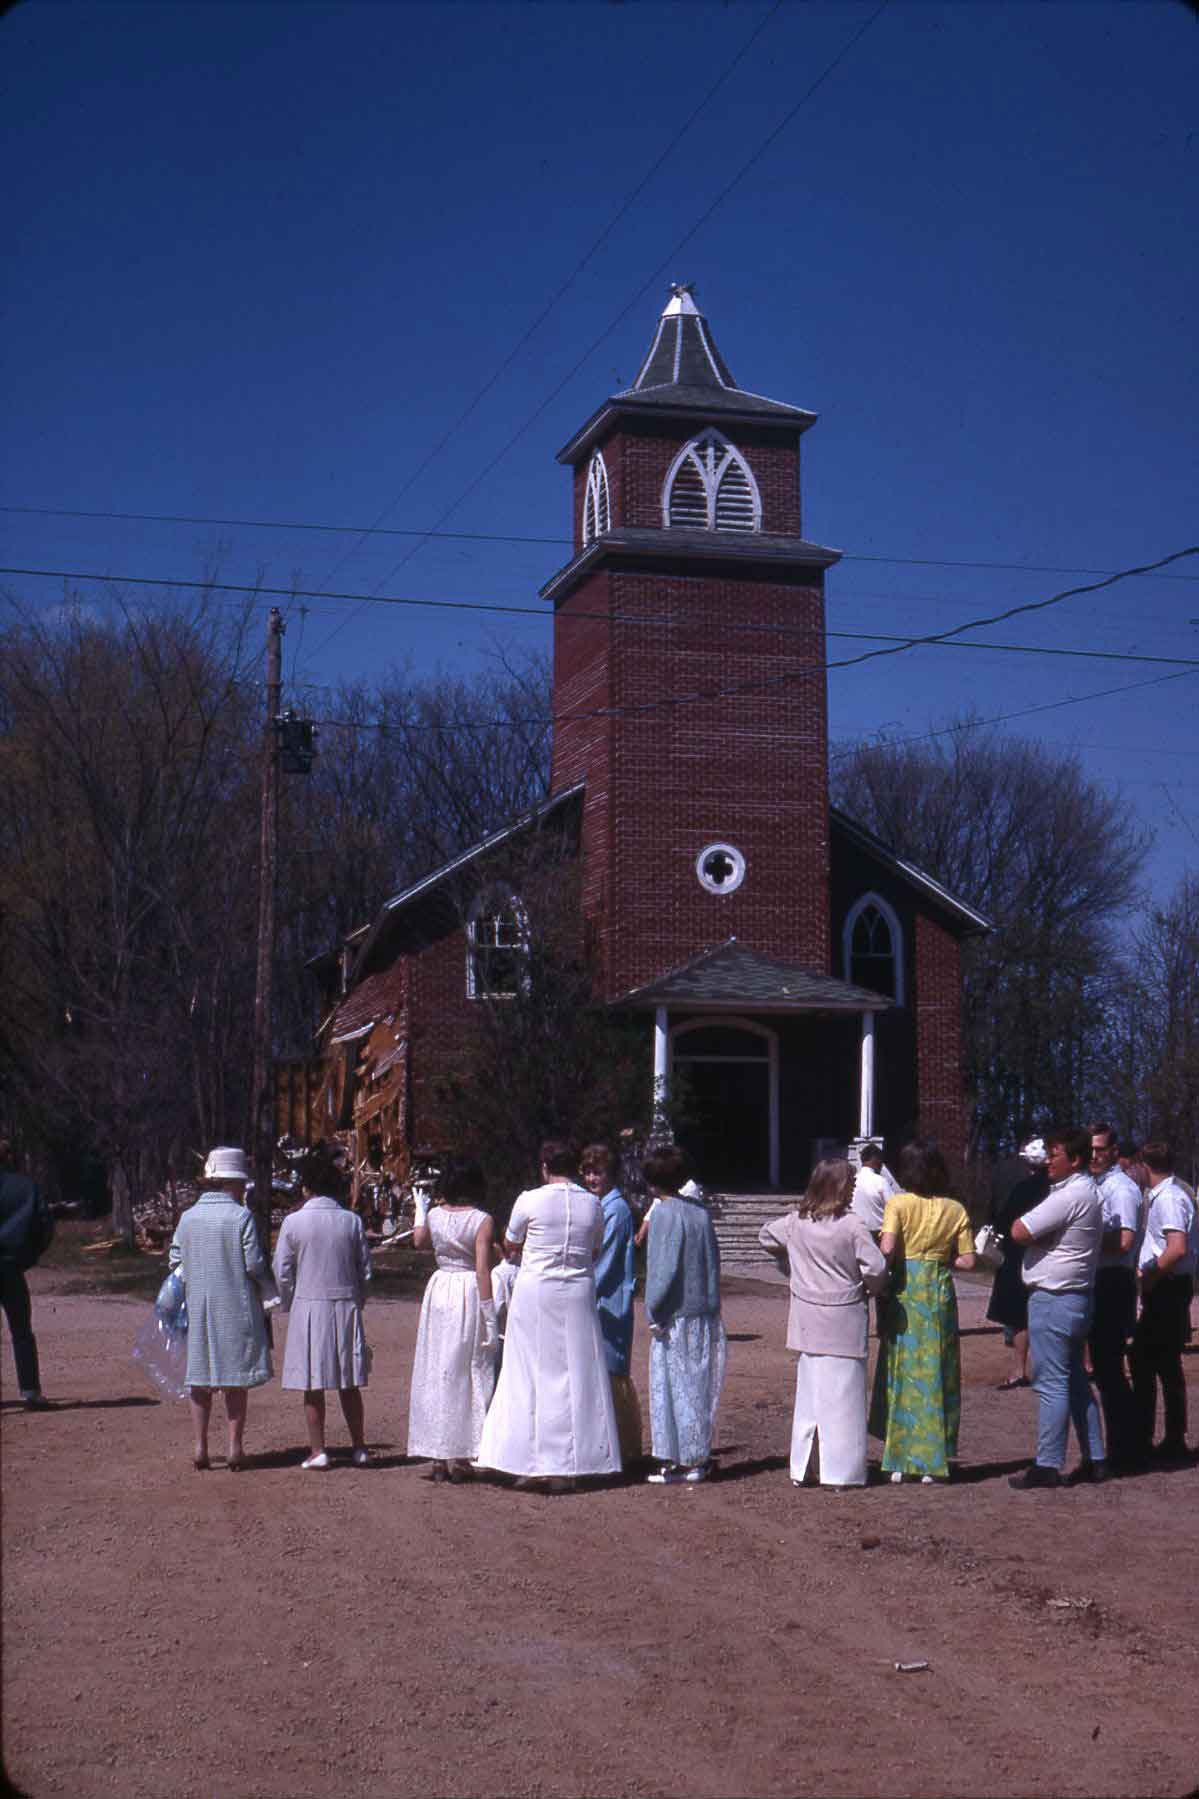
[629,282,738,393]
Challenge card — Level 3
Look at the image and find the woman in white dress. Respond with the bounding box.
[758,1158,888,1489]
[476,1139,621,1493]
[407,1157,498,1482]
[273,1143,372,1470]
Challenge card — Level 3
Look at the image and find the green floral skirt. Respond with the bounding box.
[869,1257,961,1478]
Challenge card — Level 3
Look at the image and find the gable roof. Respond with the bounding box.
[612,939,892,1013]
[830,807,992,935]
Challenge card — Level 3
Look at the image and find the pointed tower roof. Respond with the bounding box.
[556,283,816,464]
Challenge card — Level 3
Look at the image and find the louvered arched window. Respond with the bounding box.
[842,893,904,1005]
[582,451,611,545]
[663,431,761,533]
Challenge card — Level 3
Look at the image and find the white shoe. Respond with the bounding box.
[301,1452,330,1470]
[351,1448,370,1467]
[683,1463,710,1484]
[920,1475,935,1485]
[647,1466,684,1485]
[890,1470,904,1484]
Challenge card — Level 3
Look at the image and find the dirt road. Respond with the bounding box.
[3,1276,1197,1799]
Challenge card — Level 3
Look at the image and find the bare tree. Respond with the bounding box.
[831,718,1149,1158]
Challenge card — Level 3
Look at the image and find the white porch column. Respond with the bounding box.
[858,1011,876,1140]
[653,1006,670,1120]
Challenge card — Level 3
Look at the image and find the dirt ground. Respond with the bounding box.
[4,1270,1199,1799]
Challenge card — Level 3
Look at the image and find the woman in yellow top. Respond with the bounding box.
[869,1140,976,1483]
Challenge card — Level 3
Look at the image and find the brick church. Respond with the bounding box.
[315,285,988,1195]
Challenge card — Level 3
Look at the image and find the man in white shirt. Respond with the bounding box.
[849,1143,896,1236]
[1008,1127,1105,1488]
[1130,1140,1196,1462]
[1087,1121,1142,1469]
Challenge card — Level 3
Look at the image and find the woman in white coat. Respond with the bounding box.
[273,1144,372,1469]
[476,1139,621,1493]
[759,1158,888,1489]
[407,1157,499,1481]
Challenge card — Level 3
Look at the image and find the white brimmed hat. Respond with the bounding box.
[203,1146,251,1184]
[1019,1137,1048,1165]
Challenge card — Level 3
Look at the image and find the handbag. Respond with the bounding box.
[973,1223,1003,1269]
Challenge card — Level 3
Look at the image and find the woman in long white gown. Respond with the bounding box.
[476,1139,621,1492]
[406,1158,498,1481]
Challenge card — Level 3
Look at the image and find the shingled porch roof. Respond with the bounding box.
[611,939,891,1013]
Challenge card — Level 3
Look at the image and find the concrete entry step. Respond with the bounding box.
[707,1192,799,1283]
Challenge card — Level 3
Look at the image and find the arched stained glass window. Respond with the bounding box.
[466,886,529,999]
[663,431,761,532]
[582,451,610,545]
[843,893,904,1004]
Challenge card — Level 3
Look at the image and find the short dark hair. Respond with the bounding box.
[895,1139,950,1199]
[642,1144,689,1195]
[860,1142,884,1167]
[1140,1139,1174,1175]
[299,1141,349,1201]
[579,1142,615,1181]
[1087,1120,1117,1147]
[1044,1126,1091,1166]
[1118,1139,1141,1161]
[439,1156,487,1204]
[539,1138,578,1177]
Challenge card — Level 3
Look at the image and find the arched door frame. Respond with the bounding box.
[670,1014,780,1188]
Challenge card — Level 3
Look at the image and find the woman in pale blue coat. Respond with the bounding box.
[169,1147,272,1470]
[644,1145,726,1485]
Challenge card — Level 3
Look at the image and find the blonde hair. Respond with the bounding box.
[797,1158,854,1221]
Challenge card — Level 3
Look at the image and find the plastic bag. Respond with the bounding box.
[132,1310,189,1401]
[155,1271,188,1333]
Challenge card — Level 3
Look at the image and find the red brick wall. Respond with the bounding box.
[913,913,967,1175]
[552,559,830,1000]
[405,931,480,1152]
[570,420,803,548]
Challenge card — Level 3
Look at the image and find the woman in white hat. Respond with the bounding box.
[169,1146,273,1470]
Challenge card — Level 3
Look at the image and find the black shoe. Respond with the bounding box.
[22,1394,53,1412]
[1065,1460,1109,1486]
[1009,1464,1061,1490]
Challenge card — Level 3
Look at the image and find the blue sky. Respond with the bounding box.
[3,0,1197,900]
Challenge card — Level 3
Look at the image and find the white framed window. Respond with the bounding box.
[466,886,529,999]
[663,431,761,533]
[843,893,904,1005]
[582,450,611,545]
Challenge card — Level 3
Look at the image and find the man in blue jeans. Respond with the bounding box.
[1008,1127,1105,1489]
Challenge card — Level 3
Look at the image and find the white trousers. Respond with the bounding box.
[790,1354,868,1487]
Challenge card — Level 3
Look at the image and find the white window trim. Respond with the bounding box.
[842,891,904,1007]
[465,886,530,1001]
[582,450,611,545]
[661,429,762,532]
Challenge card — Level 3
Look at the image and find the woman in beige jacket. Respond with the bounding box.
[759,1159,888,1489]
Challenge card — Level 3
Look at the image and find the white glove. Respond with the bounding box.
[480,1299,499,1354]
[413,1187,431,1228]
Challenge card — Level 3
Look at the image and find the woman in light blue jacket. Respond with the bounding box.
[169,1147,272,1470]
[644,1145,726,1486]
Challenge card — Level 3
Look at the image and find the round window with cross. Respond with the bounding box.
[695,842,746,896]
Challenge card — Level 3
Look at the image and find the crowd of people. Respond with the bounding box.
[164,1134,727,1490]
[3,1124,1195,1495]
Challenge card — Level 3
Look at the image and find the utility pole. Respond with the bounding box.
[250,607,285,1261]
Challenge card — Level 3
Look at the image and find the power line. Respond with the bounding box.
[8,502,1198,586]
[307,0,787,605]
[7,558,1199,672]
[828,666,1199,762]
[306,0,893,659]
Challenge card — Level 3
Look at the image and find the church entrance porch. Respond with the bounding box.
[671,1018,777,1190]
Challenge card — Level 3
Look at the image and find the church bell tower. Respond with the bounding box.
[543,284,842,1004]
